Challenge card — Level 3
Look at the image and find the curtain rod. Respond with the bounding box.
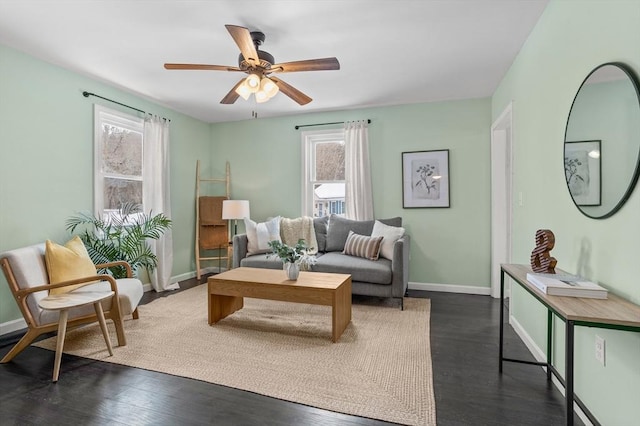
[294,119,370,130]
[82,91,170,122]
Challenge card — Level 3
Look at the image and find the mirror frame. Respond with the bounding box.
[564,62,640,219]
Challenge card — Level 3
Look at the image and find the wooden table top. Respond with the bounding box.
[502,264,640,328]
[38,291,115,311]
[210,267,351,290]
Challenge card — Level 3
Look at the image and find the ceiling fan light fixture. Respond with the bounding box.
[166,24,340,107]
[255,89,269,103]
[261,77,279,98]
[245,73,261,92]
[235,81,252,100]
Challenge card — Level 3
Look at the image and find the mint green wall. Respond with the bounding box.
[492,1,640,424]
[0,44,212,324]
[210,98,492,287]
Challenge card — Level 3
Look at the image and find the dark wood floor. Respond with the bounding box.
[0,277,580,425]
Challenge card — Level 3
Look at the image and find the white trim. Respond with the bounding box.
[509,313,546,361]
[0,318,27,336]
[490,101,514,298]
[301,129,346,217]
[151,267,226,291]
[93,104,145,215]
[409,281,491,295]
[509,314,593,426]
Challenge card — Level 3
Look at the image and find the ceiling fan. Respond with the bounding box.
[164,24,340,106]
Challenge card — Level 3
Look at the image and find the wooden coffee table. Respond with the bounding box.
[208,267,352,342]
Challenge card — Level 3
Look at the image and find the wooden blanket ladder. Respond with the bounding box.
[195,160,230,279]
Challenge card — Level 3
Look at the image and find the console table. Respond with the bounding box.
[499,264,640,426]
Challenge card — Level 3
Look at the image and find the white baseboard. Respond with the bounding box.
[409,281,491,295]
[509,314,593,426]
[0,318,27,336]
[143,267,227,292]
[508,314,546,361]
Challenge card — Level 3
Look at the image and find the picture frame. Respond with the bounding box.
[564,140,601,206]
[402,149,450,208]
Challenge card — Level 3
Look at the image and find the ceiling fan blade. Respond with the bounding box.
[220,79,245,104]
[270,57,340,73]
[270,77,312,105]
[164,63,242,72]
[225,24,259,66]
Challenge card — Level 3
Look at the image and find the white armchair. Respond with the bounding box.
[0,243,143,363]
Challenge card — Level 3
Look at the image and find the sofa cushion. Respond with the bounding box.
[313,252,392,285]
[325,215,402,252]
[371,220,405,260]
[45,236,97,295]
[244,216,281,255]
[313,216,329,252]
[240,253,284,270]
[343,231,383,261]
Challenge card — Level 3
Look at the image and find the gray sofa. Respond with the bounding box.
[232,215,409,309]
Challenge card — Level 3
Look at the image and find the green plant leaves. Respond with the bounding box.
[66,203,172,279]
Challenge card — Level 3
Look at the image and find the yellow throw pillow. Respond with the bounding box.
[45,236,97,295]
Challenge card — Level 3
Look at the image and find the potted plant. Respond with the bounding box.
[66,202,172,279]
[267,239,317,280]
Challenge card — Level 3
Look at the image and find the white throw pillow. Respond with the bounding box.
[245,216,282,255]
[371,220,405,260]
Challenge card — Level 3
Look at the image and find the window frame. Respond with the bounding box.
[93,105,145,216]
[301,129,346,217]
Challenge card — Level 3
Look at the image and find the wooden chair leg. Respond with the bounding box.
[109,295,127,347]
[94,302,113,356]
[0,328,42,363]
[52,310,69,382]
[132,308,139,320]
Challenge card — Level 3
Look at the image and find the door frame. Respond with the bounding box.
[490,102,513,298]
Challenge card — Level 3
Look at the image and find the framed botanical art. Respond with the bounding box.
[564,140,601,206]
[402,149,450,208]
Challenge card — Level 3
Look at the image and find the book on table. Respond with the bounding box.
[525,272,608,299]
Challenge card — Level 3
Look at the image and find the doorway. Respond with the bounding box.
[490,103,513,298]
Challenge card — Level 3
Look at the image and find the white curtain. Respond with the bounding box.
[143,115,178,292]
[344,120,374,220]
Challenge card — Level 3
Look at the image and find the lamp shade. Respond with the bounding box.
[261,77,279,98]
[235,81,252,100]
[245,74,260,93]
[222,200,250,220]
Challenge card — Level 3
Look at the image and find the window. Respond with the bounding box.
[302,130,345,217]
[94,105,144,216]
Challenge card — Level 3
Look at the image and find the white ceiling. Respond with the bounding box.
[0,0,549,123]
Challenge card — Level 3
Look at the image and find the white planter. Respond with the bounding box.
[283,262,300,280]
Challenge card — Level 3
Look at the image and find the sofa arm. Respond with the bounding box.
[232,234,249,268]
[391,235,410,298]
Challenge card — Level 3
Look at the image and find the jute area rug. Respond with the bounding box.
[35,284,436,425]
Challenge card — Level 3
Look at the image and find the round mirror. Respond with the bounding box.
[564,63,640,219]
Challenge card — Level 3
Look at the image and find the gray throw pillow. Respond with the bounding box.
[325,214,402,252]
[313,216,329,252]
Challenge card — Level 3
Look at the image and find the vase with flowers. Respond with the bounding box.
[267,239,317,280]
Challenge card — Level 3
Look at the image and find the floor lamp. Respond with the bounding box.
[222,200,250,237]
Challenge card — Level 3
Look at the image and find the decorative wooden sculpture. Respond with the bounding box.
[530,229,557,273]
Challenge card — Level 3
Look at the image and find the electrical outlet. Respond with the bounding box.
[595,335,606,366]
